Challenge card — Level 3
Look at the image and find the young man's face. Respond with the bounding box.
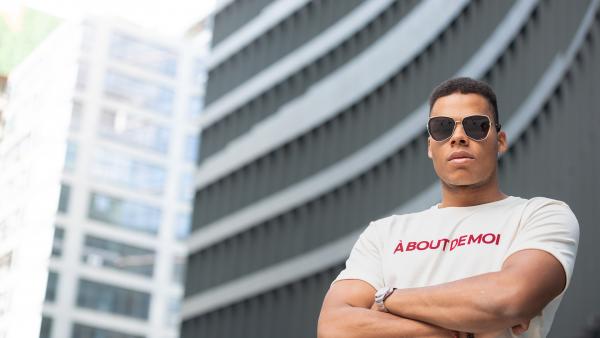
[427,93,507,188]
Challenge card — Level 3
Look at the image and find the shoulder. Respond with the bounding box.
[522,196,577,217]
[519,196,579,232]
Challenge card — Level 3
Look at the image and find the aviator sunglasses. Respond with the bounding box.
[427,115,501,142]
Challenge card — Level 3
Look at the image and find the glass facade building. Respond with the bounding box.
[29,17,209,338]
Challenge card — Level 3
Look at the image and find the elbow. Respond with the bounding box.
[317,319,340,338]
[317,310,351,338]
[492,284,541,323]
[317,326,334,338]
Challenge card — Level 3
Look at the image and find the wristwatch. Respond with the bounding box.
[374,286,396,312]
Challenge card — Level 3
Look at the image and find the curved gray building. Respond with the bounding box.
[183,1,600,337]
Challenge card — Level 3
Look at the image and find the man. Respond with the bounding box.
[317,77,579,338]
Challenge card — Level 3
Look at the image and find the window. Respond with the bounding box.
[0,291,8,317]
[98,108,170,153]
[191,56,207,87]
[80,22,96,52]
[45,271,58,302]
[183,134,200,163]
[76,62,89,90]
[72,323,144,338]
[88,192,161,234]
[172,256,186,285]
[58,184,71,214]
[188,95,204,118]
[109,32,177,77]
[104,70,174,115]
[51,227,65,257]
[64,141,77,172]
[174,213,191,241]
[91,148,166,194]
[81,235,154,277]
[0,212,20,243]
[165,297,181,327]
[40,316,52,338]
[0,252,12,277]
[76,279,151,319]
[178,172,193,203]
[70,101,83,131]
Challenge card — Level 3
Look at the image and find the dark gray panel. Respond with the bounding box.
[211,0,275,46]
[205,0,367,105]
[498,12,600,335]
[194,0,517,229]
[186,136,437,295]
[200,0,420,161]
[181,264,344,338]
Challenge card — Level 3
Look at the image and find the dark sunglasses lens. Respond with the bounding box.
[428,117,455,141]
[463,115,491,140]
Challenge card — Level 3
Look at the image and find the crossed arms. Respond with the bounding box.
[317,249,567,338]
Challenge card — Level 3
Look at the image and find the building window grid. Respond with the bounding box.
[45,271,58,302]
[40,316,52,338]
[81,235,155,277]
[109,32,178,77]
[76,279,151,320]
[88,192,161,235]
[90,147,167,194]
[188,95,204,119]
[58,184,71,214]
[51,226,65,257]
[103,70,174,116]
[98,108,170,153]
[64,141,77,172]
[184,133,200,163]
[76,62,89,91]
[179,172,194,203]
[71,323,144,338]
[70,101,83,131]
[175,213,191,241]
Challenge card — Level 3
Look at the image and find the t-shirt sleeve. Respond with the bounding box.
[331,221,384,290]
[504,198,580,293]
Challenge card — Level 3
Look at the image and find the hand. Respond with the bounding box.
[370,301,382,311]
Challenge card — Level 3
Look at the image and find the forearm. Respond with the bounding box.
[385,271,526,333]
[318,305,456,338]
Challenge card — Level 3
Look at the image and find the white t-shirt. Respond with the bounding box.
[333,196,579,338]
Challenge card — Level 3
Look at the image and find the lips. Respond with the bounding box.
[447,151,475,163]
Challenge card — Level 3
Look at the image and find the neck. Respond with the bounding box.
[438,174,507,208]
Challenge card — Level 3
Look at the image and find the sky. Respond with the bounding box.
[1,0,217,36]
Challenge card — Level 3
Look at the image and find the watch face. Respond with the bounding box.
[375,287,390,300]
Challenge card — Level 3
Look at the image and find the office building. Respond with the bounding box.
[183,1,600,337]
[0,11,208,338]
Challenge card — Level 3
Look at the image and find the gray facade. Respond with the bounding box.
[184,1,600,337]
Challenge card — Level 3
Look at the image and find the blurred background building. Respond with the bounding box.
[0,7,209,338]
[183,1,600,338]
[0,9,75,338]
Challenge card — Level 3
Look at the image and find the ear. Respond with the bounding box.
[497,130,508,154]
[427,137,433,159]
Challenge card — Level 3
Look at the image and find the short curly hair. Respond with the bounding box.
[429,77,500,129]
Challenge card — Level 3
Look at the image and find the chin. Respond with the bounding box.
[442,176,481,188]
[442,172,493,189]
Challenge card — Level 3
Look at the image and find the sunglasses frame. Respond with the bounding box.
[427,114,501,142]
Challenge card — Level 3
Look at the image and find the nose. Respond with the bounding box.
[450,122,469,146]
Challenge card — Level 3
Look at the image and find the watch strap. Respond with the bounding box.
[374,287,396,312]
